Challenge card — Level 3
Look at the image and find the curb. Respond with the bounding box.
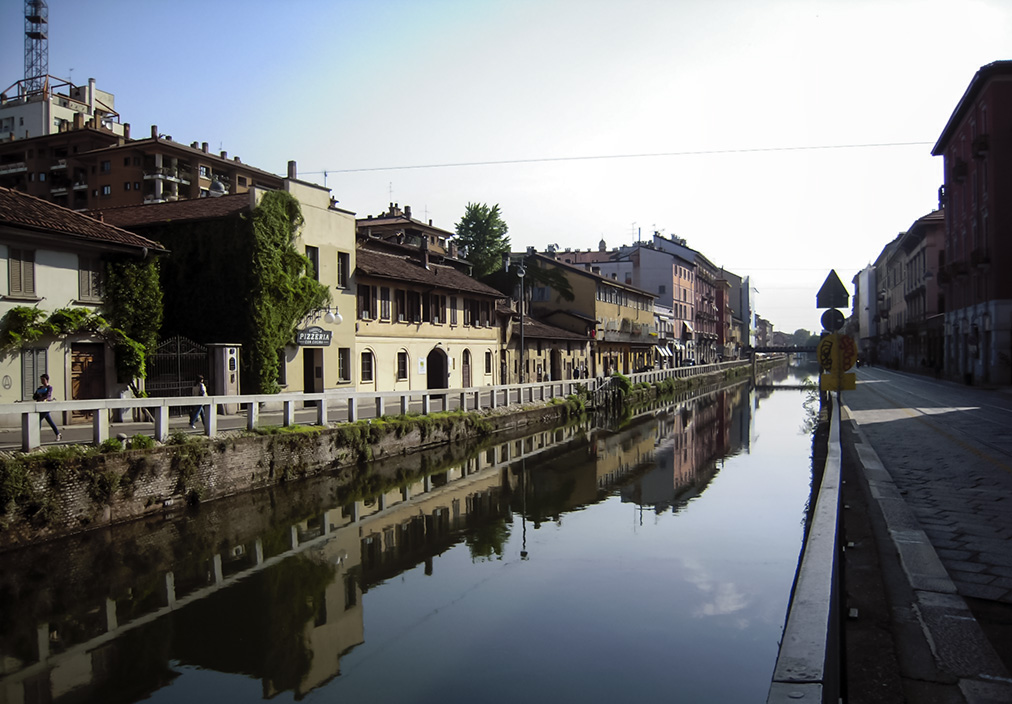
[841,402,1012,703]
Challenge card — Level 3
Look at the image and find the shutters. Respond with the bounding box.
[9,248,35,296]
[21,348,46,400]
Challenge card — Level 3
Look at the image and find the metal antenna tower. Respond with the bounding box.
[24,0,49,92]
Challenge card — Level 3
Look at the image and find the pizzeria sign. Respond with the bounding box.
[296,326,332,346]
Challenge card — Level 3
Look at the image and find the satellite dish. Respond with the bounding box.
[208,179,227,197]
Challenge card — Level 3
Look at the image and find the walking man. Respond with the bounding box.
[189,374,208,429]
[33,374,61,441]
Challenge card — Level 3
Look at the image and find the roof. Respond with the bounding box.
[92,193,253,228]
[0,186,165,252]
[933,61,1012,155]
[355,244,504,297]
[526,252,656,298]
[521,316,588,341]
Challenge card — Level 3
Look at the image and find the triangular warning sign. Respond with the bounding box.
[816,270,849,309]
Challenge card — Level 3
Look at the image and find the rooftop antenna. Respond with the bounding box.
[24,0,49,93]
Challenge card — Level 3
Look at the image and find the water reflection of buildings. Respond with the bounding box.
[0,382,755,702]
[621,384,751,512]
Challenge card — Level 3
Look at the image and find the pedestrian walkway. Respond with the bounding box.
[841,367,1012,702]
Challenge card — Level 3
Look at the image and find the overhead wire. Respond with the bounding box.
[304,140,935,175]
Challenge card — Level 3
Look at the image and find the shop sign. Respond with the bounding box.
[296,326,332,346]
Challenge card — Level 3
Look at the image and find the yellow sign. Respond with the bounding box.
[817,333,857,372]
[817,337,836,371]
[820,372,856,391]
[838,334,857,371]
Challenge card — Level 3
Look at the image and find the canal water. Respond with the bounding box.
[0,363,819,703]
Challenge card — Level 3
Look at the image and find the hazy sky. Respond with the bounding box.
[3,0,1010,333]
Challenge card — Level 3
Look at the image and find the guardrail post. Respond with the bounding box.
[317,397,328,426]
[422,394,431,415]
[205,404,217,437]
[347,397,358,422]
[246,402,259,431]
[154,405,169,442]
[459,391,468,411]
[490,388,499,408]
[283,400,295,426]
[22,411,41,451]
[93,409,110,445]
[400,395,409,415]
[375,397,385,418]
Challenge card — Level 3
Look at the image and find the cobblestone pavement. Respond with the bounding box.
[843,368,1012,605]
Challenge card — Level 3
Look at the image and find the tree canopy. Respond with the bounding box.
[454,203,511,279]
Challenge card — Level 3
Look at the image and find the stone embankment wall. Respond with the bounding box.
[0,401,581,551]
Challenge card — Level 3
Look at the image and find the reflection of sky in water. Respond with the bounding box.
[323,388,813,704]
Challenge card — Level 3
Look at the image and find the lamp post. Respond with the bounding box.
[517,264,526,384]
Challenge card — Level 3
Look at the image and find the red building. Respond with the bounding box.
[932,61,1012,385]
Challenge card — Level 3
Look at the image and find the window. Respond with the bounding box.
[134,181,140,190]
[397,351,408,380]
[337,252,350,288]
[659,284,666,294]
[124,157,131,166]
[485,350,493,374]
[361,351,374,382]
[407,291,421,322]
[79,256,104,302]
[101,185,111,196]
[305,246,319,280]
[199,165,210,178]
[124,182,131,191]
[8,248,36,296]
[450,296,458,325]
[21,348,46,400]
[357,284,376,319]
[395,289,406,321]
[38,172,45,182]
[100,160,111,173]
[338,348,351,382]
[237,176,247,187]
[379,287,391,320]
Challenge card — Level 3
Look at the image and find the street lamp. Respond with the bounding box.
[517,264,526,384]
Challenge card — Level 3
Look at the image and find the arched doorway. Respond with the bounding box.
[462,349,471,388]
[427,347,448,390]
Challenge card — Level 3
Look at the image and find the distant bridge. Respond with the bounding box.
[754,346,816,354]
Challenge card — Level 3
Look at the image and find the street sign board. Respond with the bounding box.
[816,270,849,309]
[820,372,856,391]
[821,308,845,332]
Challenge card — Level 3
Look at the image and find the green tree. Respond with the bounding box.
[791,328,813,347]
[454,202,511,278]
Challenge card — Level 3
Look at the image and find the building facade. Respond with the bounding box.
[932,60,1012,385]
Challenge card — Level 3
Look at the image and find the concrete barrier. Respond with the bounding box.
[767,393,842,703]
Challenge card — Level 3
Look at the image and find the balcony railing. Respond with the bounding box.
[0,162,27,175]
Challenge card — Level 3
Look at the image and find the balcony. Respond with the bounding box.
[49,158,67,171]
[0,162,27,175]
[144,167,192,185]
[50,185,68,196]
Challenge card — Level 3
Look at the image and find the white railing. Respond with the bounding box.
[3,360,755,451]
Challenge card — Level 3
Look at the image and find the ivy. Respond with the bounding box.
[246,190,329,393]
[0,307,150,380]
[104,257,163,355]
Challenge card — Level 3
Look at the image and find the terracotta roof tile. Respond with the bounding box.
[0,186,165,252]
[91,193,252,228]
[356,245,503,297]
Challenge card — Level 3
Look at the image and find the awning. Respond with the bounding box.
[683,322,694,334]
[654,345,671,357]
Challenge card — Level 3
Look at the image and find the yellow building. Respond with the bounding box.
[522,253,656,377]
[353,237,503,392]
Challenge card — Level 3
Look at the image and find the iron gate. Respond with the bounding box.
[147,336,210,402]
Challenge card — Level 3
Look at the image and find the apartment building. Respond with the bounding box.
[932,60,1012,385]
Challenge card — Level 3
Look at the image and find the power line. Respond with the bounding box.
[306,140,935,175]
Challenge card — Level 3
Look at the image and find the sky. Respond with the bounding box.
[2,0,1010,334]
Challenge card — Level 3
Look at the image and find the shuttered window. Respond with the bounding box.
[21,348,46,400]
[9,248,36,296]
[79,256,104,302]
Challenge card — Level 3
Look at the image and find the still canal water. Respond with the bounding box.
[0,364,819,703]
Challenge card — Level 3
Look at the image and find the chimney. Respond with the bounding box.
[151,125,158,139]
[449,241,458,258]
[593,266,601,275]
[88,78,96,116]
[202,142,209,153]
[404,205,411,219]
[220,151,227,160]
[287,160,297,179]
[234,156,241,163]
[73,112,84,129]
[123,123,130,139]
[611,273,618,280]
[421,238,430,269]
[191,141,198,149]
